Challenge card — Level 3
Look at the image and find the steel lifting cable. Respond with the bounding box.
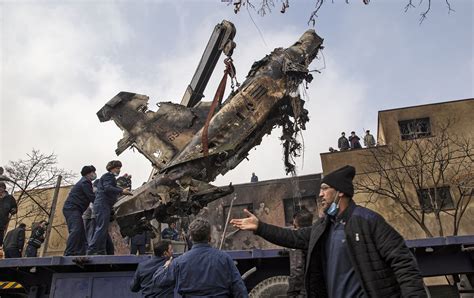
[201,58,236,157]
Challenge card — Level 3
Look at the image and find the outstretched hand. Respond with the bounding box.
[230,209,259,231]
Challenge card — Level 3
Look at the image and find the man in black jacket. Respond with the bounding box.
[25,220,48,257]
[0,182,17,247]
[231,165,427,297]
[3,223,26,258]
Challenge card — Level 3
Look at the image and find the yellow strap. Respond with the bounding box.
[0,281,23,289]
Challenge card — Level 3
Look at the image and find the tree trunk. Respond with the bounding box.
[435,211,444,236]
[419,222,434,238]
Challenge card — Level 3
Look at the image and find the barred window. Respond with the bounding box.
[398,117,431,140]
[417,186,454,213]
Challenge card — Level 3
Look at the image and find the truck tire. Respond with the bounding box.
[249,275,289,298]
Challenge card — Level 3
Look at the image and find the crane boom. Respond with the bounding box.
[180,20,236,107]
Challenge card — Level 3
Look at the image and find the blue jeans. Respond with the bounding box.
[84,218,95,244]
[63,207,87,256]
[84,217,114,255]
[87,198,111,255]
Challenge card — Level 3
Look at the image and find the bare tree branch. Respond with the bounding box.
[230,0,454,24]
[3,149,75,239]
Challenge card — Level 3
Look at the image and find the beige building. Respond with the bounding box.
[321,98,474,239]
[4,185,71,256]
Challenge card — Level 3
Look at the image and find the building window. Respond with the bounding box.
[283,196,317,226]
[417,186,454,213]
[223,203,253,227]
[398,117,431,140]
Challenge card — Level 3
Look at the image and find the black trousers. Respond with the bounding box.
[25,245,39,257]
[0,228,4,247]
[130,244,146,255]
[63,207,87,256]
[4,248,21,258]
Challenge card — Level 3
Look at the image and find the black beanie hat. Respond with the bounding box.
[321,165,356,197]
[81,165,96,176]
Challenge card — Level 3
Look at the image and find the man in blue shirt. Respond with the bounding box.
[154,218,248,297]
[63,165,97,256]
[130,240,173,297]
[161,222,179,241]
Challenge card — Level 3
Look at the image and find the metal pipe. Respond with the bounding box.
[461,245,474,252]
[241,267,257,280]
[41,175,62,257]
[219,193,237,250]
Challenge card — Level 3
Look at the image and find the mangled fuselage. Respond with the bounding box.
[97,29,324,237]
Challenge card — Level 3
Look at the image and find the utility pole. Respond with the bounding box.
[41,175,62,257]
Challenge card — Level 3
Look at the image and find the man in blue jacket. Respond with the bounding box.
[130,240,174,297]
[161,222,179,241]
[130,231,150,255]
[153,218,248,297]
[88,160,132,255]
[63,165,97,256]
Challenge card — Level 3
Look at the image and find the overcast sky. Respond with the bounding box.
[0,1,472,187]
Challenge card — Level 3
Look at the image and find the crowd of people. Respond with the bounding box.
[63,160,184,257]
[132,217,247,297]
[0,182,49,258]
[0,159,189,259]
[329,130,376,152]
[0,160,133,258]
[1,158,428,297]
[126,165,427,297]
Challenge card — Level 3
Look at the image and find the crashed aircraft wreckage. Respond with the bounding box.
[97,20,324,237]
